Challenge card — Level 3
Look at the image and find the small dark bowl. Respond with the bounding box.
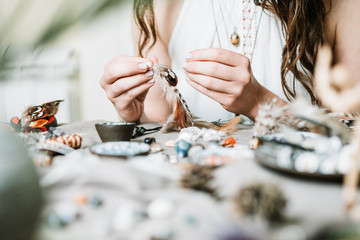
[95,122,136,142]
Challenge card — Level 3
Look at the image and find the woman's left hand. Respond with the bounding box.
[183,48,270,120]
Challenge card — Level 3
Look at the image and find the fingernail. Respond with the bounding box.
[145,70,154,77]
[186,52,192,60]
[138,62,148,70]
[145,62,152,68]
[148,78,155,83]
[182,62,188,69]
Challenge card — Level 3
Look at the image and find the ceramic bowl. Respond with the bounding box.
[95,122,136,142]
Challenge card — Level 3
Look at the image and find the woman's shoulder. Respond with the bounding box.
[325,0,360,45]
[325,0,360,77]
[154,0,184,46]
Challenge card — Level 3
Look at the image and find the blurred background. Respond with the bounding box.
[0,0,134,123]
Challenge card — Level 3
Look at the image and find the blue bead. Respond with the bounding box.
[175,140,192,158]
[88,195,103,207]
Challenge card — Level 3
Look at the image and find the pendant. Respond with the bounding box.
[230,32,240,46]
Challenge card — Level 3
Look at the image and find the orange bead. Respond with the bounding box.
[223,137,236,147]
[74,193,88,205]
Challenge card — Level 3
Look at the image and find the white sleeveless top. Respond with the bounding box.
[168,0,307,121]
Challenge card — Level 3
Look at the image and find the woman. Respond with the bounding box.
[100,0,360,123]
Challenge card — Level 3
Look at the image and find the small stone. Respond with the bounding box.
[53,202,79,225]
[184,214,198,227]
[248,137,260,150]
[175,140,192,158]
[202,129,221,142]
[147,198,175,219]
[165,140,176,148]
[294,152,319,173]
[179,127,201,142]
[150,142,162,153]
[223,137,236,147]
[112,202,146,232]
[177,132,194,143]
[46,211,66,228]
[88,195,103,207]
[74,192,88,205]
[144,137,156,144]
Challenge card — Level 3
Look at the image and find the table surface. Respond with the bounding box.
[34,120,358,240]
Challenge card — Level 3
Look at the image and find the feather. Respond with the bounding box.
[153,64,241,133]
[21,100,63,129]
[153,64,194,131]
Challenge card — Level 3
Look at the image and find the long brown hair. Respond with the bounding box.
[133,0,327,104]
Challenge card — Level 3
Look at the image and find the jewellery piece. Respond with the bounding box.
[230,32,240,46]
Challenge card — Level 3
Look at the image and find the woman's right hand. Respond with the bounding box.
[100,55,158,122]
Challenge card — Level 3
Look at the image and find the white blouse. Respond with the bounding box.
[168,0,308,121]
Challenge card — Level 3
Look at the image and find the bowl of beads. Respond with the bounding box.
[95,121,136,142]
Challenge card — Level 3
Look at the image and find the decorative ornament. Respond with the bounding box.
[234,182,287,221]
[179,164,219,199]
[230,32,240,46]
[153,64,242,133]
[153,64,195,132]
[45,134,82,149]
[10,100,63,133]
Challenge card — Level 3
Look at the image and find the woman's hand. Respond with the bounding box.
[183,48,279,120]
[100,55,158,122]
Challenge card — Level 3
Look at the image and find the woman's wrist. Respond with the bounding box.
[243,83,287,121]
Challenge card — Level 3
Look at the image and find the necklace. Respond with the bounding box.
[218,0,240,46]
[212,0,262,62]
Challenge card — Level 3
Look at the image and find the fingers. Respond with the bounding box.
[105,71,155,100]
[102,55,158,85]
[103,61,152,85]
[186,48,249,67]
[185,77,233,108]
[185,72,231,94]
[183,61,236,81]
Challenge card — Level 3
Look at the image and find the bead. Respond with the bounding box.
[144,137,156,144]
[230,32,240,46]
[74,192,88,205]
[88,195,103,207]
[175,140,192,158]
[223,137,236,147]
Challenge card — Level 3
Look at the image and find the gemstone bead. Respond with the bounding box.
[223,137,236,147]
[144,137,156,144]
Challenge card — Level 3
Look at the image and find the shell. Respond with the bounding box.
[45,134,82,149]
